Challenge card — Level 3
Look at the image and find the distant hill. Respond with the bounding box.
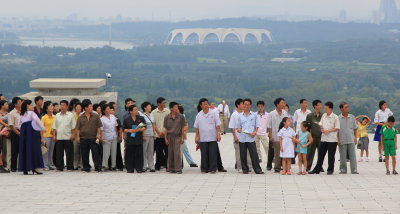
[17,18,400,45]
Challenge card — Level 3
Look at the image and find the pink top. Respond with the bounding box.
[256,111,269,136]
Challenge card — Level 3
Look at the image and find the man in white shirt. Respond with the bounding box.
[293,99,312,133]
[228,98,252,172]
[217,100,230,135]
[268,98,288,173]
[194,98,221,173]
[255,101,269,163]
[309,101,340,175]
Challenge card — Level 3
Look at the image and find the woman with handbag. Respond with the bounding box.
[18,100,46,175]
[41,101,56,170]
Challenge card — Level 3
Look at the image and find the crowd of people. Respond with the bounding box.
[0,93,397,175]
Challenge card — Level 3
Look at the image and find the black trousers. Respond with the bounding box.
[266,140,274,169]
[216,144,224,170]
[154,138,168,170]
[55,140,74,170]
[10,132,20,171]
[239,142,262,173]
[80,138,101,171]
[199,141,218,172]
[313,141,337,173]
[125,144,143,172]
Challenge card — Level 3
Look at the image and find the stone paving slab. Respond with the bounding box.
[1,134,399,213]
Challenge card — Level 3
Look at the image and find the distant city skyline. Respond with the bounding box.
[0,0,396,22]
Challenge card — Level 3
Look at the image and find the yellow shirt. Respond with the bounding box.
[357,122,368,138]
[41,114,55,138]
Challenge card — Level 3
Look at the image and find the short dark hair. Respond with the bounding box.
[256,100,264,106]
[387,116,395,123]
[93,103,101,112]
[325,101,334,109]
[169,101,179,109]
[234,98,243,108]
[379,100,386,110]
[128,104,137,112]
[82,99,92,109]
[339,102,348,109]
[68,98,80,111]
[101,104,110,115]
[34,96,43,103]
[299,99,307,104]
[125,98,133,105]
[99,100,107,106]
[243,98,252,105]
[286,104,290,110]
[0,100,8,108]
[157,97,166,105]
[109,101,116,107]
[43,101,53,112]
[12,97,22,105]
[141,101,151,111]
[52,102,59,106]
[312,99,322,109]
[197,98,209,112]
[124,98,134,111]
[274,98,285,107]
[60,100,69,106]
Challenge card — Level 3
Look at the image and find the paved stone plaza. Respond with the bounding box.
[1,134,399,214]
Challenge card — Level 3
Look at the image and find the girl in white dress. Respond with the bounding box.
[278,117,297,175]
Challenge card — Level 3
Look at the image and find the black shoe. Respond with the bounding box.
[150,169,155,172]
[243,171,249,174]
[291,159,296,164]
[137,170,143,173]
[379,157,383,162]
[0,166,10,173]
[190,164,198,167]
[11,169,16,172]
[23,171,28,175]
[82,169,90,173]
[274,169,280,173]
[256,171,264,174]
[224,131,226,134]
[218,168,227,172]
[351,172,359,174]
[127,170,134,173]
[320,168,325,172]
[308,170,320,174]
[327,171,334,175]
[97,169,103,173]
[201,171,208,174]
[235,163,237,169]
[210,171,216,174]
[259,159,262,163]
[32,170,43,175]
[266,167,272,171]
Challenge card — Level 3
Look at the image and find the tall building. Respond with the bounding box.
[380,0,400,23]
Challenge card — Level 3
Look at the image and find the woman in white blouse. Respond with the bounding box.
[100,104,118,170]
[374,100,394,162]
[18,100,46,175]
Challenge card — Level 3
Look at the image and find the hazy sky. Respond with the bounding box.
[0,0,388,21]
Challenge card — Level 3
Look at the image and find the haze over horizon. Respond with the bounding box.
[0,0,392,22]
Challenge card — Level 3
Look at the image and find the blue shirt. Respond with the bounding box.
[236,111,260,143]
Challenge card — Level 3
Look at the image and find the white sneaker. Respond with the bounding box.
[358,158,363,162]
[365,157,369,162]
